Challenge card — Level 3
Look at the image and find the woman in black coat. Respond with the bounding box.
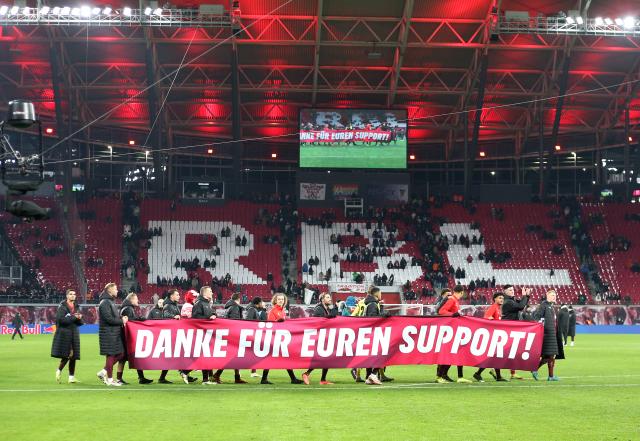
[532,289,564,381]
[51,289,83,383]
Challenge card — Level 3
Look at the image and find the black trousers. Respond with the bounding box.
[12,328,23,339]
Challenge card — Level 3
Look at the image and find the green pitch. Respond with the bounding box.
[300,143,407,169]
[1,334,639,441]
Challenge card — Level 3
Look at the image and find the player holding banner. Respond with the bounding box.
[473,292,508,382]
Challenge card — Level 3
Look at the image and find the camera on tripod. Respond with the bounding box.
[1,100,52,221]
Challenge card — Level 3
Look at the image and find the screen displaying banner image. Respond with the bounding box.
[333,184,359,200]
[299,109,407,169]
[182,181,224,200]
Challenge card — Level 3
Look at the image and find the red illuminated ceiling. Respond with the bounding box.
[0,0,639,156]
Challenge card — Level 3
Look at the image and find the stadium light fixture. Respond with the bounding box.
[629,136,633,142]
[271,153,277,158]
[40,6,50,14]
[479,151,486,157]
[555,145,561,151]
[615,18,624,26]
[409,154,416,160]
[10,6,20,15]
[92,7,101,15]
[566,16,575,24]
[60,6,70,15]
[207,148,214,154]
[144,7,152,16]
[129,140,135,145]
[22,7,30,14]
[123,7,132,16]
[595,17,604,25]
[623,16,635,29]
[102,7,112,15]
[604,18,613,25]
[576,16,583,25]
[0,5,7,15]
[45,127,54,134]
[80,6,91,17]
[71,7,81,17]
[153,8,163,16]
[52,6,60,14]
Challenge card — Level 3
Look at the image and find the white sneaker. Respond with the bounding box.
[366,374,382,385]
[251,372,260,378]
[56,369,61,383]
[68,376,79,384]
[202,381,216,385]
[106,378,121,387]
[180,372,190,384]
[97,369,107,384]
[570,342,574,347]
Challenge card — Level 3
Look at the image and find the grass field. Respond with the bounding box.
[300,143,407,169]
[1,334,639,441]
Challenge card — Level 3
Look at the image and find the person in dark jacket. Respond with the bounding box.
[302,293,338,385]
[191,286,218,384]
[51,289,83,383]
[146,298,171,383]
[120,293,153,384]
[245,297,267,378]
[501,285,530,380]
[162,289,182,319]
[96,283,128,387]
[163,289,197,384]
[568,305,576,346]
[224,293,244,319]
[245,297,267,321]
[212,293,247,384]
[532,289,565,381]
[147,298,165,320]
[501,285,530,321]
[558,304,570,346]
[11,312,24,340]
[362,286,386,385]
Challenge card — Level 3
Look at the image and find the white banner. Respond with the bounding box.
[330,282,368,293]
[300,182,326,201]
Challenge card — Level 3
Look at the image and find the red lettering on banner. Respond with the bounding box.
[125,317,543,371]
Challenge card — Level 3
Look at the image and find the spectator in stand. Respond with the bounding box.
[52,289,83,384]
[466,254,473,263]
[532,289,564,381]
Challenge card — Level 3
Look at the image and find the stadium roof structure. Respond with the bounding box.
[1,0,640,163]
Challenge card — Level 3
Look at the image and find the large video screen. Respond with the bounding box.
[299,109,407,169]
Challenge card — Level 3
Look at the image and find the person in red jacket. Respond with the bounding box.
[473,292,508,382]
[436,285,472,384]
[261,293,304,385]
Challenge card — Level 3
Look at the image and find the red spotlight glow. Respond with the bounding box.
[45,127,54,134]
